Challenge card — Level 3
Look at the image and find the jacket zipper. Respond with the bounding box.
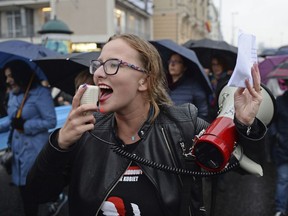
[94,127,193,215]
[95,161,132,216]
[161,127,193,216]
[161,127,183,184]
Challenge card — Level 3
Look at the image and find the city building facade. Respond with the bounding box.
[0,0,220,52]
[152,0,221,44]
[0,0,153,52]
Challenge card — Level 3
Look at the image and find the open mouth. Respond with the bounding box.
[98,84,113,101]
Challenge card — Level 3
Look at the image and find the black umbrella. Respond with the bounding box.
[183,38,238,70]
[0,40,60,81]
[33,51,100,95]
[182,39,197,48]
[150,39,213,94]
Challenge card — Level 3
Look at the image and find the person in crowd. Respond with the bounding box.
[27,34,266,216]
[207,55,233,122]
[167,53,209,120]
[50,69,94,107]
[40,79,72,107]
[74,69,94,91]
[270,79,288,216]
[266,78,287,98]
[0,60,57,216]
[51,87,73,106]
[264,78,287,163]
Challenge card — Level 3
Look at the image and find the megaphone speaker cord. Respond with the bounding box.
[88,131,240,177]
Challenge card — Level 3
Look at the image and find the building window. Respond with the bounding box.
[114,9,126,34]
[6,10,21,37]
[128,14,135,33]
[25,8,34,37]
[6,8,34,38]
[42,7,51,23]
[114,7,150,39]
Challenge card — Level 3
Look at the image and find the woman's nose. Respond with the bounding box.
[94,66,106,79]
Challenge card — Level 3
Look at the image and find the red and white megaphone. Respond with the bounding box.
[192,84,276,175]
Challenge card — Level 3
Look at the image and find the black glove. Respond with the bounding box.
[11,117,25,131]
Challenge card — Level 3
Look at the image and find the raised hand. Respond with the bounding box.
[234,64,263,125]
[58,84,98,149]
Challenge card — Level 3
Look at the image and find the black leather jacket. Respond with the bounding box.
[27,104,266,216]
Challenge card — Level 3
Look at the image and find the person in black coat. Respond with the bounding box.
[26,34,266,216]
[270,79,288,216]
[167,53,209,120]
[207,55,233,122]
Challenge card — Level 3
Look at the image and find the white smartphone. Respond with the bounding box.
[80,85,100,106]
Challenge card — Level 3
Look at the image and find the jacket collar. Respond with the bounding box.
[111,104,154,141]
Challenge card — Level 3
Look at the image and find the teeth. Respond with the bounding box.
[98,84,111,89]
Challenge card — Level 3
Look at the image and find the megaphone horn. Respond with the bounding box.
[192,83,276,173]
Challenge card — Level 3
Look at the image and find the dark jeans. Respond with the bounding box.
[275,163,288,214]
[19,185,39,216]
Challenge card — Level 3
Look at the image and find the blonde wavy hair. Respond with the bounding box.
[107,34,173,121]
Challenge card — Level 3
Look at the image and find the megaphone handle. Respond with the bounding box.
[233,145,263,177]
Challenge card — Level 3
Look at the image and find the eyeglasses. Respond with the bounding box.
[89,58,147,75]
[168,60,183,65]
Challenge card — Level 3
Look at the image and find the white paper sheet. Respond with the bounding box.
[228,30,258,87]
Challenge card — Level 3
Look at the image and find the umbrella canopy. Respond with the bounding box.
[266,60,288,80]
[33,51,100,95]
[149,39,213,94]
[182,39,197,48]
[259,54,288,84]
[275,45,288,55]
[0,40,60,81]
[183,38,238,70]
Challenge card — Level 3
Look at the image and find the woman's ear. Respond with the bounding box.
[138,79,147,91]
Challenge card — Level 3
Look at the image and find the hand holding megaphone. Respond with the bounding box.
[57,84,99,150]
[192,64,276,175]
